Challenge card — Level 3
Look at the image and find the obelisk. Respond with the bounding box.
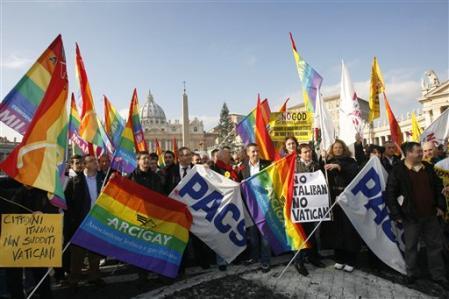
[182,81,190,147]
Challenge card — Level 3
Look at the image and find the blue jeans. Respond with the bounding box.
[247,226,271,265]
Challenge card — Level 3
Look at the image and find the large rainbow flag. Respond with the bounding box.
[0,35,65,135]
[240,153,308,253]
[289,33,323,113]
[104,95,125,148]
[71,176,192,278]
[235,97,271,145]
[0,36,68,209]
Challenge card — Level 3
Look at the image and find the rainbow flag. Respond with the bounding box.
[130,89,148,152]
[172,137,178,163]
[0,35,65,135]
[155,138,165,168]
[255,98,279,161]
[240,153,308,253]
[71,175,192,278]
[104,95,125,148]
[235,97,271,145]
[0,37,68,209]
[289,33,323,113]
[110,94,139,174]
[75,43,113,156]
[69,93,89,155]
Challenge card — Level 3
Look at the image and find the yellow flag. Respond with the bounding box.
[411,112,422,142]
[369,57,385,122]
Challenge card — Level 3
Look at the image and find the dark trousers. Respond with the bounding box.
[5,268,53,299]
[403,216,446,279]
[68,244,101,282]
[295,222,320,264]
[334,249,357,267]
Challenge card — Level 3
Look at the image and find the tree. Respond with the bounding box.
[218,102,233,145]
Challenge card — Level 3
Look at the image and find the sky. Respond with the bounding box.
[1,0,448,141]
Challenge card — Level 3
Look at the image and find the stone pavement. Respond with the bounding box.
[135,256,438,299]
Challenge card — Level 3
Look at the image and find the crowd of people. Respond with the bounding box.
[1,136,449,298]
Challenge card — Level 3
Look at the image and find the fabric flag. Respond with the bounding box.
[384,94,403,147]
[241,153,309,254]
[0,38,68,209]
[169,165,247,263]
[434,157,449,221]
[235,97,271,145]
[278,98,290,113]
[420,108,449,145]
[369,57,385,122]
[75,43,113,155]
[69,93,90,155]
[255,98,279,161]
[314,92,335,152]
[71,175,192,278]
[410,112,422,142]
[0,35,65,135]
[339,60,363,145]
[172,137,179,163]
[110,95,139,174]
[338,157,406,274]
[289,33,323,113]
[130,89,148,152]
[155,138,165,168]
[104,95,125,148]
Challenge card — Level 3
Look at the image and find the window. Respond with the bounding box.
[193,127,198,132]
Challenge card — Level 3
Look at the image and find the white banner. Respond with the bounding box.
[169,165,247,263]
[420,108,449,145]
[337,157,406,274]
[291,171,331,223]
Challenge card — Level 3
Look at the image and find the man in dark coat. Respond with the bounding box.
[238,143,272,273]
[381,141,401,174]
[64,154,105,287]
[386,142,448,288]
[128,151,164,195]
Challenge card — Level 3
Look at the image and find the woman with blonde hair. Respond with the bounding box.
[321,139,361,273]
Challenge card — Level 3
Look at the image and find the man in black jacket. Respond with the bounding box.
[239,143,272,272]
[65,155,105,287]
[386,142,448,288]
[164,147,193,194]
[128,151,164,195]
[381,141,401,174]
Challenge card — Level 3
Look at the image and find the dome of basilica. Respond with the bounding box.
[140,90,166,125]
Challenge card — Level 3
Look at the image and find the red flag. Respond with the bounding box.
[172,137,178,163]
[384,93,403,148]
[279,98,290,113]
[255,97,279,161]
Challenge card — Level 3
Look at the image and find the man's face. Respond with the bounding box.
[164,153,174,166]
[201,154,209,164]
[138,154,151,171]
[246,146,259,163]
[370,149,382,159]
[192,154,201,165]
[423,143,435,160]
[84,156,98,172]
[71,159,83,172]
[178,149,192,166]
[98,155,110,171]
[407,145,423,164]
[149,159,158,172]
[220,148,232,164]
[300,147,312,162]
[384,143,396,157]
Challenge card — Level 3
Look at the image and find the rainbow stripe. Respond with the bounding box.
[155,138,165,168]
[255,98,279,161]
[289,33,323,113]
[235,98,271,145]
[69,93,89,155]
[240,154,308,254]
[130,89,148,152]
[71,176,192,278]
[0,36,68,209]
[104,95,125,148]
[0,35,63,135]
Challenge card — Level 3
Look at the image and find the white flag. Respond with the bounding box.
[420,108,449,145]
[169,165,247,263]
[339,60,363,145]
[314,91,335,151]
[337,157,406,274]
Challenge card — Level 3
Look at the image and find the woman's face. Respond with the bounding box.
[285,139,297,154]
[332,142,344,157]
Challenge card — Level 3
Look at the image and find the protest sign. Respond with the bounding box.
[291,171,331,223]
[269,111,313,142]
[0,214,62,267]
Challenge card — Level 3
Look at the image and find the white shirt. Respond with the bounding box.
[84,170,98,208]
[179,165,191,179]
[249,160,260,176]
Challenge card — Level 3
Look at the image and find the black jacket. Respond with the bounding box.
[238,159,271,181]
[164,164,192,195]
[128,168,165,195]
[381,155,401,174]
[385,160,446,221]
[64,172,104,237]
[9,186,59,214]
